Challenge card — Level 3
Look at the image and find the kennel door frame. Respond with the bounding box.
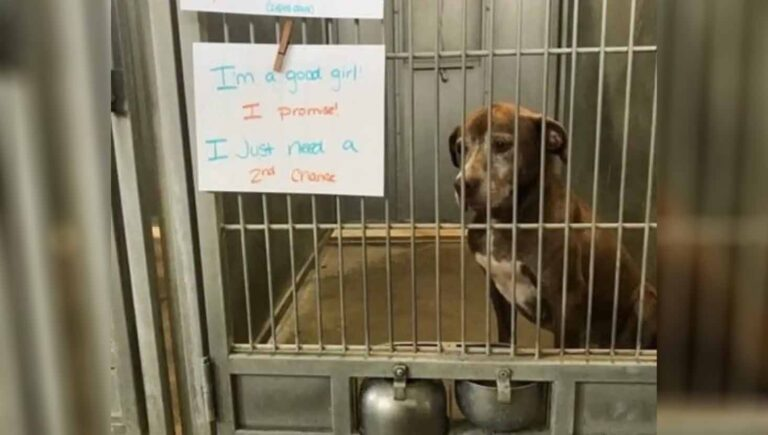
[170,1,658,434]
[114,0,218,434]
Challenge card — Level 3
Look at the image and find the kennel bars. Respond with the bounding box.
[134,0,661,433]
[211,0,657,359]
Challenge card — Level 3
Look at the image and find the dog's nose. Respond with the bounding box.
[454,178,481,198]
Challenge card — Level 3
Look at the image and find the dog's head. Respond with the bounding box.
[449,103,568,211]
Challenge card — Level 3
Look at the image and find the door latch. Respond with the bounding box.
[392,364,409,401]
[496,368,512,403]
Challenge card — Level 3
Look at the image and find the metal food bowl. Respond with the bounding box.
[359,378,448,435]
[448,420,488,434]
[455,379,545,432]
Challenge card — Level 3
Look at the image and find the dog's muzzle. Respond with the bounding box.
[454,177,481,210]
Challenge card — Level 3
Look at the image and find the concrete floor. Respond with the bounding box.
[275,240,553,349]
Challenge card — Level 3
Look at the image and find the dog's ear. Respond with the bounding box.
[448,126,461,167]
[534,116,569,163]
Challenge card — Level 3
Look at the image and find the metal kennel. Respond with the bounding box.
[115,0,658,433]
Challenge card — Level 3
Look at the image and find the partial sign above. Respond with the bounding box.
[181,0,384,19]
[192,43,385,197]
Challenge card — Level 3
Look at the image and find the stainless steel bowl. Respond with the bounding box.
[359,378,448,435]
[455,380,544,432]
[448,420,489,434]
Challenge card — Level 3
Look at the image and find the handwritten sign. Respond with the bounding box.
[181,0,384,19]
[193,43,385,197]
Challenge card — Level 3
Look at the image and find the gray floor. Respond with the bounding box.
[275,240,553,349]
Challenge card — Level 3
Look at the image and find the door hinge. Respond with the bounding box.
[201,357,217,422]
[111,69,127,116]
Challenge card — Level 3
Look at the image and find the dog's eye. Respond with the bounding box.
[456,142,469,157]
[492,138,511,152]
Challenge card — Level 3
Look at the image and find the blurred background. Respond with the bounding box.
[0,0,766,434]
[1,0,110,434]
[655,0,768,432]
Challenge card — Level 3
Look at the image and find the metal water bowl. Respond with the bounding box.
[359,377,448,435]
[455,379,545,432]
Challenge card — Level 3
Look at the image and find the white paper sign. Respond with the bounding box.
[193,43,385,197]
[181,0,384,19]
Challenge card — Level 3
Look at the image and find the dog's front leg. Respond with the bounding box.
[490,282,512,343]
[553,316,584,349]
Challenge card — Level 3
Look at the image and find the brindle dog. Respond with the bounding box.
[449,103,656,349]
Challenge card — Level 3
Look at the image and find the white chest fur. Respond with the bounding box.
[474,253,538,316]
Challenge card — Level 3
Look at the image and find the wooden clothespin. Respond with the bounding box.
[273,18,295,72]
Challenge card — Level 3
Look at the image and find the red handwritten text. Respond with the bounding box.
[242,103,262,120]
[290,168,336,183]
[277,102,338,121]
[249,166,276,184]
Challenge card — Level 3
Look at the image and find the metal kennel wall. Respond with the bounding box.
[154,0,659,433]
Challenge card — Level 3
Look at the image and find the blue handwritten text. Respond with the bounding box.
[265,1,315,15]
[288,140,325,156]
[237,140,275,159]
[330,65,361,91]
[210,65,256,91]
[206,138,229,161]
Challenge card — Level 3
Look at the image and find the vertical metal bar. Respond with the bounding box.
[434,0,443,353]
[225,13,256,352]
[408,0,418,352]
[286,197,300,350]
[361,199,370,354]
[247,20,278,350]
[379,15,389,352]
[354,19,370,355]
[298,19,324,351]
[585,0,609,355]
[325,19,347,352]
[237,196,254,349]
[555,0,571,123]
[385,198,394,352]
[550,379,576,434]
[636,68,658,357]
[459,0,468,355]
[336,197,347,351]
[197,193,235,428]
[311,193,324,351]
[386,2,395,353]
[175,8,236,429]
[610,0,638,354]
[223,14,230,42]
[331,376,352,433]
[152,3,214,430]
[311,210,324,351]
[273,18,301,351]
[261,195,277,348]
[3,46,53,435]
[535,0,553,359]
[510,0,524,356]
[112,104,174,435]
[216,14,240,434]
[560,0,580,356]
[108,213,144,433]
[385,209,394,345]
[485,0,495,356]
